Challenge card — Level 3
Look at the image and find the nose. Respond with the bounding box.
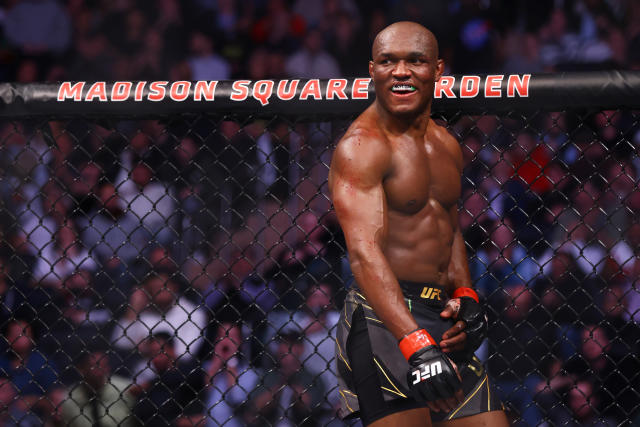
[392,60,410,79]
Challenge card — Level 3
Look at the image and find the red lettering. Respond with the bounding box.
[507,74,531,97]
[148,81,168,101]
[352,78,371,99]
[326,79,348,100]
[484,75,503,98]
[230,80,250,101]
[253,80,274,106]
[434,76,456,98]
[194,81,217,101]
[134,81,146,101]
[277,80,299,100]
[460,76,481,98]
[57,82,85,101]
[300,79,322,100]
[85,82,107,101]
[169,81,191,101]
[111,81,132,101]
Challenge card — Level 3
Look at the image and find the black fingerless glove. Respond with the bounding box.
[452,287,487,355]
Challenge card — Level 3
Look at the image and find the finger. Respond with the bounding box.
[451,360,463,382]
[421,382,438,403]
[445,395,459,411]
[439,305,454,319]
[432,377,454,405]
[426,400,440,413]
[441,321,466,340]
[441,332,467,352]
[433,395,453,413]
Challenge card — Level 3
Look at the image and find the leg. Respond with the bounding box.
[369,407,432,427]
[433,410,509,427]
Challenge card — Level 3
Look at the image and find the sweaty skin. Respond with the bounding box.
[329,21,468,344]
[328,22,508,426]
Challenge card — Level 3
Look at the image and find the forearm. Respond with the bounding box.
[350,248,417,340]
[447,228,473,294]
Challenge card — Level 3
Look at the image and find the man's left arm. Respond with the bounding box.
[440,207,487,355]
[438,129,487,355]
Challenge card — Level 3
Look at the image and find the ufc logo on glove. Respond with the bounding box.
[411,361,443,384]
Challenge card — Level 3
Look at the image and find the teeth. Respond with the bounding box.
[391,85,416,92]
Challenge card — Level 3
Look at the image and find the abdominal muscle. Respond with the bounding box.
[384,201,455,286]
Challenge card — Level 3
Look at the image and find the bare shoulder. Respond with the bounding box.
[431,119,463,171]
[330,115,392,186]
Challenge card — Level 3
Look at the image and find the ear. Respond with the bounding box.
[369,60,374,79]
[435,59,444,82]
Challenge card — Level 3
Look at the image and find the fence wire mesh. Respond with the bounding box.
[0,108,639,426]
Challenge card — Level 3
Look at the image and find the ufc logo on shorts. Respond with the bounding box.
[420,287,442,300]
[411,361,443,384]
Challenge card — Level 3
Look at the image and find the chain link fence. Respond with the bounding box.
[0,76,639,426]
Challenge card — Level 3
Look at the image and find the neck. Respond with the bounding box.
[374,101,431,138]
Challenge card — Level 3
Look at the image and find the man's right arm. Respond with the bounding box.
[330,132,463,412]
[329,132,417,339]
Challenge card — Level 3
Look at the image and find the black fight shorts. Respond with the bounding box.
[335,282,502,426]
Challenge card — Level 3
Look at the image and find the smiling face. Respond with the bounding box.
[369,22,443,118]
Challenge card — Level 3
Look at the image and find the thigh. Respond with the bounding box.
[433,410,509,427]
[369,407,432,427]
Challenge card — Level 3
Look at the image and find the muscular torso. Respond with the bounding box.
[338,106,462,286]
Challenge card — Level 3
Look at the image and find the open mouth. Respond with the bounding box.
[390,84,417,95]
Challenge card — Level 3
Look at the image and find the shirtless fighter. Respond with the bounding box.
[329,22,509,426]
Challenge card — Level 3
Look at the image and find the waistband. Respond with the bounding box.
[352,281,448,309]
[398,281,448,309]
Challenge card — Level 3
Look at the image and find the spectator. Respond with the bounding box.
[0,260,30,327]
[204,323,261,427]
[31,221,96,289]
[487,285,556,426]
[16,180,67,260]
[3,0,71,55]
[566,380,614,426]
[116,158,177,247]
[0,320,59,416]
[473,220,540,298]
[271,211,332,309]
[285,28,341,78]
[502,32,544,74]
[78,182,150,266]
[554,325,639,424]
[534,251,602,359]
[449,0,497,73]
[264,282,339,396]
[326,10,369,77]
[0,376,40,426]
[133,332,205,427]
[246,332,326,427]
[601,285,640,361]
[609,222,640,322]
[111,273,207,362]
[250,0,306,51]
[61,349,135,427]
[202,229,277,323]
[187,31,231,81]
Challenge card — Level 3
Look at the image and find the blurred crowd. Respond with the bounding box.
[1,0,640,84]
[1,0,640,426]
[456,110,640,425]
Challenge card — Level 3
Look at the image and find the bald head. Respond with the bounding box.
[372,22,439,61]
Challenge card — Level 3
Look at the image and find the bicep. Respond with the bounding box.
[332,176,386,249]
[330,138,390,251]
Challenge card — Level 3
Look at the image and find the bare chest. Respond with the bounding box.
[383,138,461,214]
